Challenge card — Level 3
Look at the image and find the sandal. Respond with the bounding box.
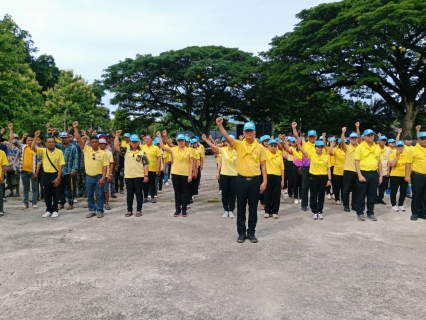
[96,213,104,218]
[135,211,142,217]
[125,212,133,217]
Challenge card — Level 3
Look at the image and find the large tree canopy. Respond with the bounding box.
[102,46,263,134]
[264,0,426,135]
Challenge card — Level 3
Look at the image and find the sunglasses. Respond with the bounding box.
[92,153,96,160]
[366,134,374,137]
[269,145,277,148]
[419,137,426,141]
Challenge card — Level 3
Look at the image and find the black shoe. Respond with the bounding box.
[142,199,148,203]
[344,206,350,212]
[368,215,377,221]
[301,206,308,211]
[377,200,386,205]
[247,234,258,243]
[411,215,418,221]
[351,206,356,211]
[357,215,365,221]
[237,234,246,243]
[111,194,117,199]
[150,198,156,203]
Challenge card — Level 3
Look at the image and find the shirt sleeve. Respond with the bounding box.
[354,146,361,161]
[259,146,267,162]
[406,149,414,164]
[102,153,109,167]
[58,152,66,166]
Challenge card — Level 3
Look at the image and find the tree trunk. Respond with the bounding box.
[400,102,418,137]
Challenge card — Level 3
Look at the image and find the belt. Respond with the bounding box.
[413,171,426,176]
[238,174,260,181]
[86,174,102,178]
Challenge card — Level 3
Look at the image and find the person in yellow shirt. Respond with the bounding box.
[31,131,64,218]
[217,118,267,243]
[282,136,303,204]
[388,141,408,212]
[0,149,8,216]
[99,139,114,211]
[73,122,109,219]
[264,139,284,219]
[141,134,162,203]
[194,136,205,189]
[279,135,294,199]
[153,137,165,194]
[188,139,200,206]
[354,129,383,221]
[163,147,172,187]
[299,140,332,220]
[405,131,426,221]
[329,138,346,205]
[375,135,392,205]
[157,131,194,218]
[115,131,149,217]
[121,133,131,148]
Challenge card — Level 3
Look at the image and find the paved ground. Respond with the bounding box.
[0,157,425,319]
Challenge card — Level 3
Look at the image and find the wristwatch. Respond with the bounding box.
[144,175,148,177]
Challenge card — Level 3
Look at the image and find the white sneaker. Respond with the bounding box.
[187,204,191,209]
[218,190,222,195]
[335,200,341,205]
[154,195,158,198]
[326,194,332,200]
[148,195,151,199]
[318,213,324,220]
[42,212,51,218]
[397,205,406,212]
[313,214,318,220]
[331,194,335,200]
[228,211,235,218]
[294,199,299,205]
[391,206,399,212]
[51,211,59,218]
[283,188,288,194]
[73,198,78,203]
[222,211,228,218]
[165,182,170,186]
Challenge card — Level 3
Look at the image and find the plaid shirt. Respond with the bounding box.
[6,140,42,174]
[55,143,79,175]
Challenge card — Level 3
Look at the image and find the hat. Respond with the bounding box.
[190,139,197,144]
[106,134,113,138]
[268,138,278,145]
[185,136,190,142]
[328,137,335,142]
[153,137,159,145]
[378,136,387,141]
[418,132,426,138]
[99,138,107,144]
[315,141,324,147]
[98,134,107,140]
[396,141,405,147]
[129,134,139,142]
[243,121,255,131]
[259,135,265,142]
[59,131,68,138]
[263,135,271,140]
[362,129,375,136]
[308,130,317,137]
[194,136,199,141]
[388,139,396,143]
[124,133,131,138]
[176,134,185,141]
[221,137,225,141]
[349,132,359,138]
[403,135,413,140]
[288,136,296,142]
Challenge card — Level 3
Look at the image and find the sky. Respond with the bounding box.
[2,0,337,114]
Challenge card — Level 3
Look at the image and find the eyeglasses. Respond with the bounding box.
[420,137,426,141]
[269,145,277,148]
[366,134,374,137]
[92,153,96,160]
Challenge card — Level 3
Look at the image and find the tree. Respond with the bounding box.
[263,0,426,135]
[30,54,60,93]
[111,107,154,134]
[102,46,263,135]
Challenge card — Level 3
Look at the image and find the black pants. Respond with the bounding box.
[389,176,408,206]
[125,177,143,212]
[236,175,261,235]
[144,171,157,198]
[220,175,237,212]
[411,172,426,219]
[292,166,302,200]
[326,166,334,195]
[38,169,45,200]
[265,174,281,214]
[301,167,309,208]
[284,160,294,198]
[332,174,343,201]
[158,171,164,191]
[172,174,189,214]
[356,170,379,216]
[343,170,358,208]
[43,172,59,213]
[376,176,389,201]
[115,166,124,192]
[309,174,327,214]
[59,174,73,205]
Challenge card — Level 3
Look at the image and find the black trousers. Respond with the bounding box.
[411,172,426,219]
[343,170,358,208]
[220,175,236,212]
[115,166,124,192]
[309,174,327,214]
[43,172,59,213]
[292,166,302,200]
[172,174,189,214]
[265,174,281,214]
[158,172,164,191]
[284,160,294,197]
[376,175,389,201]
[389,176,408,206]
[301,167,309,207]
[356,170,379,216]
[125,177,144,212]
[332,174,343,201]
[236,175,261,235]
[326,166,334,195]
[144,171,157,198]
[59,174,73,205]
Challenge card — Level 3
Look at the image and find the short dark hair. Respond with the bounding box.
[90,136,99,141]
[68,131,74,137]
[45,136,55,142]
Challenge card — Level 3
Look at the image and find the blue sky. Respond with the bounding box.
[3,0,336,114]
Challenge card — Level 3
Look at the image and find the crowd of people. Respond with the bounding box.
[0,119,425,243]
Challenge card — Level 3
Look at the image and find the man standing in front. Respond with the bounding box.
[73,122,108,218]
[141,134,162,203]
[217,117,267,243]
[355,129,383,221]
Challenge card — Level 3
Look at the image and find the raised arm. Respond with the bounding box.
[156,131,171,153]
[292,122,300,140]
[162,130,175,148]
[297,139,308,158]
[72,121,86,149]
[415,125,421,138]
[396,128,402,141]
[340,127,347,151]
[216,117,234,147]
[31,130,40,152]
[114,130,121,151]
[355,122,361,144]
[201,134,219,153]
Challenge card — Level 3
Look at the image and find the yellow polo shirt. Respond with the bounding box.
[219,147,237,176]
[332,147,346,176]
[234,139,267,177]
[407,143,426,174]
[36,147,65,173]
[0,150,9,179]
[308,152,331,175]
[141,144,162,172]
[354,141,382,171]
[343,144,358,172]
[22,147,34,172]
[266,149,284,176]
[403,145,413,157]
[123,147,149,178]
[103,149,114,176]
[82,145,109,176]
[170,146,194,176]
[193,148,201,167]
[378,145,392,176]
[197,145,205,159]
[389,152,406,177]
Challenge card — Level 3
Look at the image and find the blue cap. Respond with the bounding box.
[194,136,199,141]
[59,131,68,138]
[318,137,324,141]
[315,141,325,147]
[263,135,271,140]
[288,136,296,142]
[243,121,256,131]
[153,137,159,145]
[221,137,225,141]
[378,136,387,141]
[124,133,130,138]
[345,139,349,144]
[328,137,335,142]
[419,131,426,138]
[185,136,190,142]
[73,138,77,142]
[349,133,359,138]
[308,130,317,137]
[337,138,341,143]
[388,139,396,143]
[396,141,405,147]
[190,139,197,144]
[363,129,375,136]
[129,134,139,142]
[258,135,265,142]
[176,134,185,141]
[268,138,278,145]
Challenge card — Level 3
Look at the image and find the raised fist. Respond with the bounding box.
[116,130,122,136]
[156,131,161,137]
[355,122,360,127]
[8,123,13,130]
[342,127,347,133]
[201,134,207,140]
[162,130,167,136]
[397,128,402,133]
[292,122,297,128]
[35,130,41,137]
[216,117,223,125]
[22,133,28,138]
[73,121,79,128]
[416,125,422,131]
